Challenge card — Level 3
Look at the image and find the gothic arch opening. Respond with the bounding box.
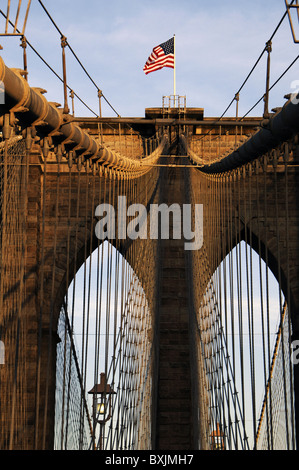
[54,240,153,450]
[196,240,295,450]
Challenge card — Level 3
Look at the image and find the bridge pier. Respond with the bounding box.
[154,149,194,449]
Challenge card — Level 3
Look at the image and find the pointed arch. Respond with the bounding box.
[194,239,295,450]
[55,241,154,450]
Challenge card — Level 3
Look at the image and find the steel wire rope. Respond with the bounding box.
[235,169,247,446]
[188,173,249,449]
[4,157,25,449]
[86,258,129,448]
[262,152,274,450]
[195,285,242,449]
[223,174,232,447]
[229,172,240,448]
[217,172,229,446]
[186,2,296,160]
[228,174,242,449]
[90,170,104,449]
[34,142,47,449]
[243,163,257,446]
[69,163,83,446]
[209,273,227,447]
[128,242,145,448]
[273,151,290,449]
[1,138,9,445]
[37,0,120,117]
[211,178,227,443]
[225,3,292,118]
[62,158,73,450]
[109,172,123,450]
[241,52,299,119]
[126,177,137,449]
[217,311,251,449]
[117,181,132,451]
[132,286,151,449]
[227,172,239,447]
[213,282,250,449]
[0,9,100,117]
[101,175,114,449]
[19,141,30,450]
[5,137,27,449]
[283,143,296,449]
[204,259,250,448]
[121,177,136,450]
[213,172,244,449]
[249,165,258,446]
[113,173,132,448]
[78,163,91,447]
[112,198,133,450]
[60,302,93,448]
[92,173,108,449]
[42,146,62,449]
[81,163,97,448]
[109,256,129,450]
[254,159,271,450]
[107,175,120,451]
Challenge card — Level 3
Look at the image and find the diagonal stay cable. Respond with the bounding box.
[0,9,99,117]
[61,301,94,444]
[222,1,293,119]
[37,0,120,117]
[242,52,299,119]
[191,3,293,145]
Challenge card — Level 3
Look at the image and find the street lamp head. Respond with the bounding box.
[88,373,116,423]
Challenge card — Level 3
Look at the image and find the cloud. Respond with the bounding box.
[2,0,296,117]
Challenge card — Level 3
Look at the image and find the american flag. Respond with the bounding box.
[143,37,174,75]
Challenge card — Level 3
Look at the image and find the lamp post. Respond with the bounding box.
[88,373,116,450]
[210,422,225,450]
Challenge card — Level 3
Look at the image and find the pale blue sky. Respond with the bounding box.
[1,0,299,117]
[0,1,292,447]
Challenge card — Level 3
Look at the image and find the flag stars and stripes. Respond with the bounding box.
[143,37,175,75]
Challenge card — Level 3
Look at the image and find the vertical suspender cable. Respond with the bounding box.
[273,150,290,449]
[34,138,49,449]
[42,144,61,449]
[283,143,295,448]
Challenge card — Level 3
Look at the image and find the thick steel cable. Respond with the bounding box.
[241,53,299,119]
[34,144,48,449]
[182,2,298,170]
[283,144,296,449]
[255,160,271,450]
[92,172,104,449]
[263,153,274,449]
[196,278,248,449]
[62,156,73,450]
[235,170,246,445]
[81,165,95,447]
[42,148,61,449]
[273,152,290,449]
[188,170,251,450]
[78,166,90,447]
[200,147,295,450]
[57,302,93,449]
[0,135,28,449]
[0,9,100,117]
[68,165,82,445]
[37,0,119,117]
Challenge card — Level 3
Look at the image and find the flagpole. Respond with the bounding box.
[173,34,176,98]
